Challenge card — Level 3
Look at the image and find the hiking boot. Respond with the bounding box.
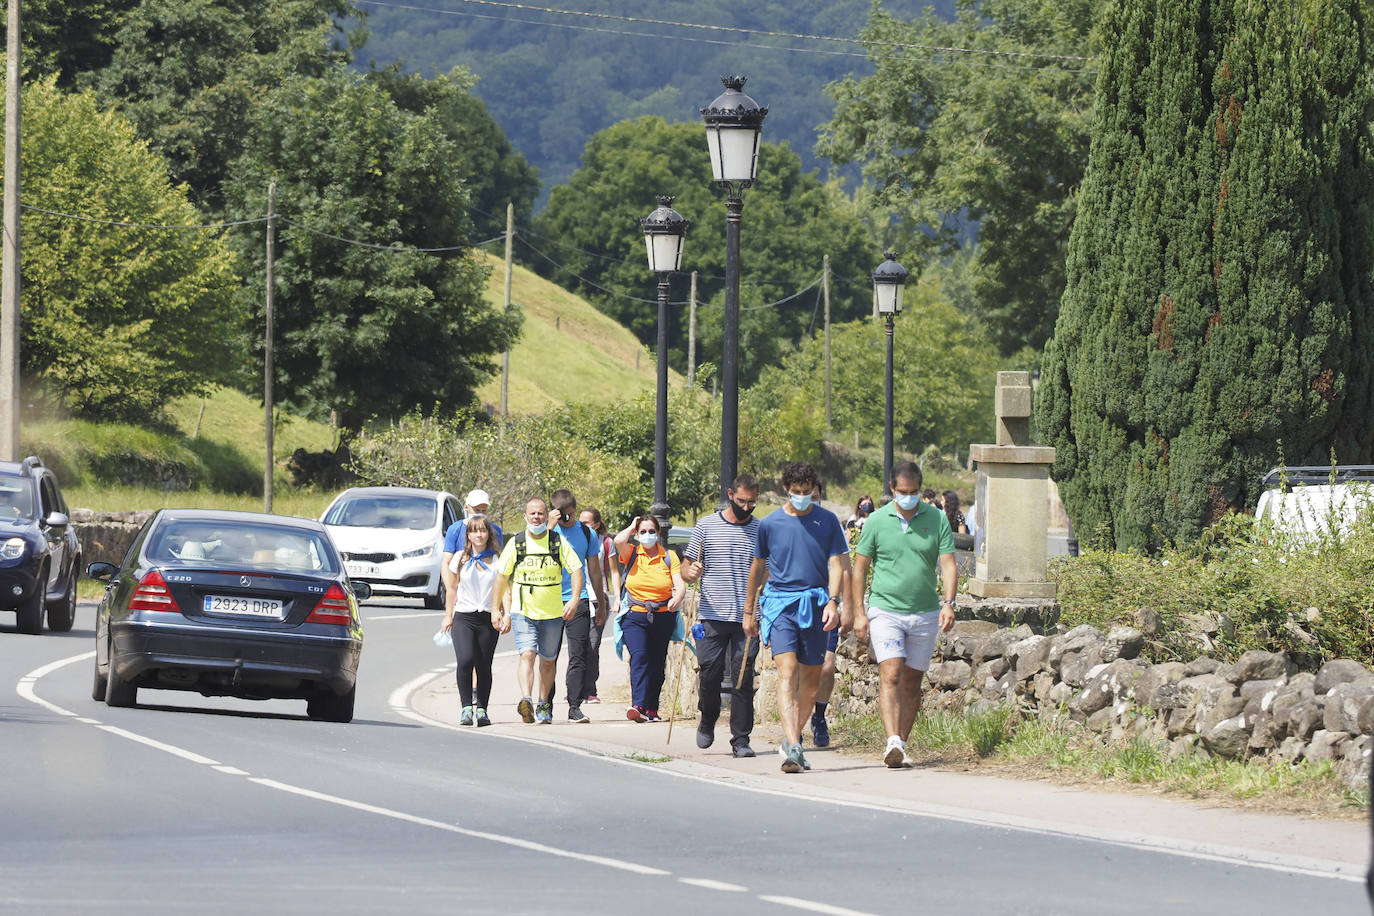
[535,701,553,724]
[626,705,645,722]
[517,697,535,724]
[459,706,474,726]
[883,736,906,769]
[475,707,492,727]
[696,725,714,749]
[731,744,756,758]
[810,711,830,748]
[569,707,589,724]
[781,743,805,774]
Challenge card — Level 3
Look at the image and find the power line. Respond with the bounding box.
[354,0,1096,64]
[353,0,1095,73]
[278,215,493,252]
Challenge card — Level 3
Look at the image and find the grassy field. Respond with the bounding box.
[165,386,336,462]
[473,251,682,413]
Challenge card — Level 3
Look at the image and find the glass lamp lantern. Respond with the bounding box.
[701,76,768,186]
[640,196,689,274]
[872,251,910,316]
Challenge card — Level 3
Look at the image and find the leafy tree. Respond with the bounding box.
[364,64,540,242]
[534,116,876,386]
[223,68,520,431]
[819,0,1100,355]
[89,0,363,210]
[0,0,140,84]
[13,77,239,422]
[1035,0,1374,551]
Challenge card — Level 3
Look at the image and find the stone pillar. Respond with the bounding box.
[968,371,1057,599]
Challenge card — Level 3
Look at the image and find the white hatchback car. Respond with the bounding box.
[321,487,462,608]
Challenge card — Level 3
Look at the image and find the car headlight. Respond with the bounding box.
[1,537,25,559]
[401,545,433,559]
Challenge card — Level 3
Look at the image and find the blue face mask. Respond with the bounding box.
[636,533,658,548]
[527,522,548,536]
[789,493,813,511]
[894,493,920,511]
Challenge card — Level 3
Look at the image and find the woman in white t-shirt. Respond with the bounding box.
[441,516,507,726]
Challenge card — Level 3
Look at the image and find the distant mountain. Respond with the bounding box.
[352,1,955,206]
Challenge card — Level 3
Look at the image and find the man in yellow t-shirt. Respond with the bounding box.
[491,497,584,724]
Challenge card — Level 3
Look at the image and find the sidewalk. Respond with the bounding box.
[408,633,1371,880]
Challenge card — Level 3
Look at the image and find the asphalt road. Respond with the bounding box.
[2,599,1367,915]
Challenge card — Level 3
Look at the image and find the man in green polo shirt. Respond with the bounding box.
[851,460,957,768]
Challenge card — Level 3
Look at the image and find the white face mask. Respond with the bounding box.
[636,533,658,548]
[894,493,920,511]
[788,493,813,511]
[527,522,547,536]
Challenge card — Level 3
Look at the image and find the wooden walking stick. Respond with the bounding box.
[735,635,752,689]
[665,603,696,744]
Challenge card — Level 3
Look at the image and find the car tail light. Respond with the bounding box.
[130,569,182,614]
[307,584,353,625]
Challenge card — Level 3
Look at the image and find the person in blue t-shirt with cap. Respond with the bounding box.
[745,461,850,774]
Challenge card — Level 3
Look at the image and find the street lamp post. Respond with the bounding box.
[701,76,767,504]
[873,252,909,499]
[641,196,689,528]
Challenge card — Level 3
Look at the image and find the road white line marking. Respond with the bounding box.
[248,777,671,876]
[213,765,250,776]
[758,895,879,916]
[394,666,1368,885]
[94,724,220,766]
[75,717,101,725]
[15,651,93,717]
[679,878,748,892]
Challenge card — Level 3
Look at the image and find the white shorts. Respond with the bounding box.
[867,607,940,671]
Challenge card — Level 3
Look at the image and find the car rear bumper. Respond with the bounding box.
[110,619,361,698]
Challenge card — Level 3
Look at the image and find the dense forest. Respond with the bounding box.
[352,0,955,198]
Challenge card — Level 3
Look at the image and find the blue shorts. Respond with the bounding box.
[512,613,565,661]
[826,627,839,653]
[766,610,829,667]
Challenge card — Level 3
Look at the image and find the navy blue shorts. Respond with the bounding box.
[826,627,839,653]
[767,609,829,667]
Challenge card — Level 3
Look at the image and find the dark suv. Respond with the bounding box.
[0,456,82,634]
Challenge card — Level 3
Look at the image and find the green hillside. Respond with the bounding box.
[473,250,682,414]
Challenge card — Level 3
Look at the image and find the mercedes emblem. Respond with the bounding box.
[240,576,251,587]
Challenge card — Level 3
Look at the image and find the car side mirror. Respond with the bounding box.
[352,581,372,601]
[45,511,69,529]
[86,561,118,582]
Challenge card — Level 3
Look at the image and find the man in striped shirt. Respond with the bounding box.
[680,474,761,758]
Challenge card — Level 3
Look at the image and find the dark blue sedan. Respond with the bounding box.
[88,509,368,722]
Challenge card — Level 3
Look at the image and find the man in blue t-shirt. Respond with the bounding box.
[745,461,850,774]
[549,488,607,724]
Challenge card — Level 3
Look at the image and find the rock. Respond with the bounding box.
[1072,658,1147,719]
[1338,737,1372,790]
[1269,680,1315,730]
[1059,646,1103,688]
[1305,729,1349,762]
[1288,697,1327,740]
[973,657,1010,687]
[1150,683,1185,711]
[1239,677,1286,702]
[1060,624,1104,642]
[927,660,973,690]
[1169,734,1202,760]
[1167,704,1197,738]
[1010,636,1051,680]
[1222,650,1293,685]
[1322,683,1374,734]
[1135,662,1186,709]
[1202,714,1250,758]
[1276,736,1306,763]
[1031,671,1056,703]
[1086,707,1113,732]
[1192,677,1246,736]
[1246,708,1279,750]
[1183,657,1221,677]
[973,628,1021,663]
[947,621,1000,660]
[1102,626,1145,662]
[1133,607,1162,637]
[1048,630,1104,671]
[1047,681,1075,707]
[1313,658,1374,696]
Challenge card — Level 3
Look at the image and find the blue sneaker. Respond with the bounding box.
[459,705,474,726]
[811,711,830,748]
[780,743,805,774]
[535,701,553,724]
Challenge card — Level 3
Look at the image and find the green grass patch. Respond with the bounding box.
[64,484,337,519]
[625,752,671,764]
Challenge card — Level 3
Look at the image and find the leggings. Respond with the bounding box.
[451,611,499,707]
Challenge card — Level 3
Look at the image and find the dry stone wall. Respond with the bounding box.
[832,599,1374,789]
[70,509,154,567]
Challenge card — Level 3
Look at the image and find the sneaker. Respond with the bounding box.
[626,705,644,722]
[584,694,601,705]
[901,750,914,768]
[781,743,805,774]
[517,697,535,724]
[535,701,553,724]
[883,735,906,769]
[810,711,830,748]
[569,707,589,724]
[696,726,714,749]
[475,707,491,727]
[798,747,811,770]
[459,706,474,726]
[644,709,662,722]
[731,744,756,758]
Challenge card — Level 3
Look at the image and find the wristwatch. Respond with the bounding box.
[940,598,955,607]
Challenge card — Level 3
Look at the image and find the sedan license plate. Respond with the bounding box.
[345,562,378,577]
[203,594,284,618]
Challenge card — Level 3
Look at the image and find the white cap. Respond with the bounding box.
[465,488,491,508]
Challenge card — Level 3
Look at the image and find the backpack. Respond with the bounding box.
[510,528,567,608]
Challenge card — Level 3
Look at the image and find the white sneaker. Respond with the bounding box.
[900,750,915,769]
[883,735,906,769]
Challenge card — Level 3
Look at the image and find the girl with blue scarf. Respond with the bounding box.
[442,516,507,726]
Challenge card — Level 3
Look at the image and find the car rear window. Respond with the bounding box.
[0,474,36,519]
[323,495,437,530]
[147,520,338,573]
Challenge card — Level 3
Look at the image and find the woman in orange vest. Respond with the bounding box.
[614,514,685,722]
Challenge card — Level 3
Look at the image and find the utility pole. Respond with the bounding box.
[823,254,831,432]
[501,202,513,416]
[1,0,22,461]
[263,180,276,513]
[687,270,698,389]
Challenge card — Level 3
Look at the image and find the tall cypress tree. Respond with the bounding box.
[1038,0,1374,551]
